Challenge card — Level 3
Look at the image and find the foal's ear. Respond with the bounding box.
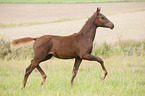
[97,7,101,13]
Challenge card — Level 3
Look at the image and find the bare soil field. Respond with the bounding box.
[0,2,145,44]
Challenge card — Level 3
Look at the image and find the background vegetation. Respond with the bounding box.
[0,0,145,3]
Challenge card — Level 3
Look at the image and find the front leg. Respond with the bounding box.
[71,58,82,85]
[82,54,108,80]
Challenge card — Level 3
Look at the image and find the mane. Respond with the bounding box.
[79,12,97,33]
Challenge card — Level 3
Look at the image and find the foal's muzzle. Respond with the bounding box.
[110,24,114,29]
[107,22,114,29]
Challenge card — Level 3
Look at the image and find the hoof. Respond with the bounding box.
[101,71,108,80]
[101,75,105,80]
[70,82,73,87]
[40,81,44,85]
[21,86,25,90]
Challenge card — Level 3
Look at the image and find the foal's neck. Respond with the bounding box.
[78,13,97,42]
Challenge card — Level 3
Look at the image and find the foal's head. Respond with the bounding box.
[94,8,114,29]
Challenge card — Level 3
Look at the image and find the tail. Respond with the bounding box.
[11,37,37,47]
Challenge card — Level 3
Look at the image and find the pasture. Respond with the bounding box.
[0,1,145,96]
[0,56,145,96]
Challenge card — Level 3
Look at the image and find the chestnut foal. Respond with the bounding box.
[11,8,114,89]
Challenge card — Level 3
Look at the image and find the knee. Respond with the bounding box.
[26,67,29,73]
[97,58,104,64]
[25,70,30,77]
[25,66,32,76]
[100,59,104,64]
[31,59,33,63]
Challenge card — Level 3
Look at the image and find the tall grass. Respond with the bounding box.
[0,39,33,60]
[93,40,145,57]
[0,56,145,95]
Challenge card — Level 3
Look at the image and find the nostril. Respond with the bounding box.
[111,24,114,29]
[113,24,114,28]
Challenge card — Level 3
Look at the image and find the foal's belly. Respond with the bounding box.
[54,50,77,59]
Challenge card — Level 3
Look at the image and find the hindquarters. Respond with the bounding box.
[21,35,53,88]
[33,35,53,62]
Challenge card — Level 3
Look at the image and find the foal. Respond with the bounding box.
[11,8,114,89]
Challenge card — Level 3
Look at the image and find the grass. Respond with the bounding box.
[0,56,145,96]
[0,0,145,3]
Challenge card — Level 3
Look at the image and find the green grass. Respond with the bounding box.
[0,56,145,96]
[0,0,145,3]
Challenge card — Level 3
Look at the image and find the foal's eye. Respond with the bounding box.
[101,17,104,19]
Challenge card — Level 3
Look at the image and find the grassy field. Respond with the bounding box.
[0,0,145,3]
[0,56,145,96]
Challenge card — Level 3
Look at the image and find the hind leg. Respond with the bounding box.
[21,40,53,89]
[37,65,47,85]
[21,54,52,89]
[37,54,52,85]
[21,60,40,89]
